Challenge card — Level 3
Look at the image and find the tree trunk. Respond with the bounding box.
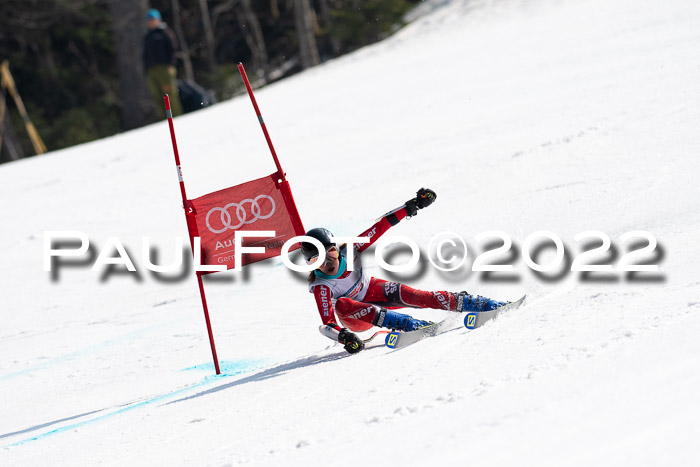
[294,0,320,69]
[270,0,280,19]
[318,0,341,55]
[238,0,269,80]
[106,0,155,130]
[171,0,196,82]
[198,0,218,72]
[0,112,24,162]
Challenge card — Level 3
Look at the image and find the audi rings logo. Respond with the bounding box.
[205,195,276,234]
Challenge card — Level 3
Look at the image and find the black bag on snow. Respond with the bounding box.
[177,79,216,113]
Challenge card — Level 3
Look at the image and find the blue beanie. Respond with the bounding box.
[146,9,162,20]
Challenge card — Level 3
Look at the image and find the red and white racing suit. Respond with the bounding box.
[309,206,458,338]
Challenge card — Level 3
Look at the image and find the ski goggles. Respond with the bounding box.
[305,245,340,266]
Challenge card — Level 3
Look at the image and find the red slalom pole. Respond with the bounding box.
[237,63,285,179]
[237,63,305,235]
[164,94,221,375]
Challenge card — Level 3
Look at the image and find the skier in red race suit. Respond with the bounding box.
[301,188,507,354]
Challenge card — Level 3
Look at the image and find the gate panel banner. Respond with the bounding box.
[190,173,300,270]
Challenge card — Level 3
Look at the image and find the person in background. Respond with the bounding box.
[143,8,183,118]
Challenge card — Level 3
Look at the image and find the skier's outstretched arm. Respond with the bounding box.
[356,188,437,253]
[313,285,365,354]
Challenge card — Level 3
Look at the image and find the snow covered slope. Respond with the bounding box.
[2,0,700,465]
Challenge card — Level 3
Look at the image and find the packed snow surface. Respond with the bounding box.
[2,0,700,465]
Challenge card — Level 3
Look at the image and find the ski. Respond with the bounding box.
[463,295,526,329]
[362,330,390,344]
[383,295,527,350]
[384,314,461,350]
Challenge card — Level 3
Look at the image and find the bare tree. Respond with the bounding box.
[294,0,320,69]
[106,0,155,129]
[236,0,269,80]
[270,0,280,19]
[0,113,24,162]
[318,0,340,55]
[198,0,218,72]
[171,0,195,82]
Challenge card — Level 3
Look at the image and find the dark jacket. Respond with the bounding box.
[143,25,177,69]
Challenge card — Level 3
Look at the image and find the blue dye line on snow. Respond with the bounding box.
[1,359,270,449]
[0,321,181,383]
[180,359,269,375]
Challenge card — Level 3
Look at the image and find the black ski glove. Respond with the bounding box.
[338,328,365,354]
[405,188,437,216]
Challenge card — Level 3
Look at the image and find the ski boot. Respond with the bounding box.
[453,291,505,312]
[373,308,431,332]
